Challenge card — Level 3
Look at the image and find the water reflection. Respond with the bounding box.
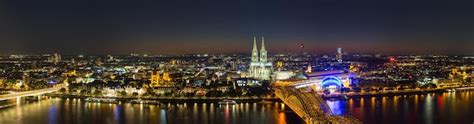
[2,91,474,124]
[324,91,474,124]
[326,100,343,115]
[48,103,57,124]
[0,99,302,124]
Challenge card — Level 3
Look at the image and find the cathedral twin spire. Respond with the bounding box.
[249,36,272,80]
[251,36,267,62]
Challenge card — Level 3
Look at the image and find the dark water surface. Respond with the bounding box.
[1,91,473,124]
[0,98,302,124]
[332,91,474,124]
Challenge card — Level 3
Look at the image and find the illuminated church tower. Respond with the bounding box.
[151,69,161,85]
[150,68,174,87]
[251,37,259,62]
[249,36,273,80]
[162,69,171,82]
[260,37,268,62]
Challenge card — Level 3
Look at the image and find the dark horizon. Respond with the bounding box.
[1,0,473,55]
[3,51,474,57]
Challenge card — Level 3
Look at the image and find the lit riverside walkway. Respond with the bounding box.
[0,84,67,101]
[273,82,361,124]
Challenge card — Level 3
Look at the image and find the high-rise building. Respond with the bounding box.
[306,64,312,73]
[249,36,273,80]
[336,47,342,62]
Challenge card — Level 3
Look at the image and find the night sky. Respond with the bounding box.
[0,0,473,55]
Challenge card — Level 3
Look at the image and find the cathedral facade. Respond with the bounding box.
[249,36,273,80]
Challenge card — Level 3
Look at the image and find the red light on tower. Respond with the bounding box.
[299,43,304,49]
[389,56,396,62]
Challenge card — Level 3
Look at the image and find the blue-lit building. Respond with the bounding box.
[291,70,356,93]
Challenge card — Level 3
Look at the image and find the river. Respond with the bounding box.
[0,91,473,124]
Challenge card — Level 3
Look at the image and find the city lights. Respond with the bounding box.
[0,0,473,124]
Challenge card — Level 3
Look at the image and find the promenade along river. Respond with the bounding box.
[1,91,474,124]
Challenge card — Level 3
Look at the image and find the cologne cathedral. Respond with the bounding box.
[248,36,273,80]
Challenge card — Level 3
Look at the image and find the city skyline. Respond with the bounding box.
[0,0,473,55]
[0,0,473,124]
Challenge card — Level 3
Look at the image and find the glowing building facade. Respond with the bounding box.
[336,47,342,62]
[249,36,273,80]
[303,70,355,93]
[151,69,161,85]
[150,69,173,87]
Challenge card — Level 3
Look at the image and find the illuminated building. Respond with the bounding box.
[22,72,29,85]
[150,68,174,87]
[336,47,342,62]
[47,53,62,64]
[275,71,295,80]
[54,53,61,64]
[62,76,69,84]
[446,67,472,85]
[235,78,260,87]
[151,69,161,85]
[170,60,177,66]
[293,70,355,94]
[349,63,361,74]
[450,68,469,80]
[306,64,312,73]
[65,70,77,76]
[276,61,284,69]
[248,36,273,80]
[162,69,171,82]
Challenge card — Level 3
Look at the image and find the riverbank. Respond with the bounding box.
[45,86,474,102]
[323,86,474,99]
[45,93,281,103]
